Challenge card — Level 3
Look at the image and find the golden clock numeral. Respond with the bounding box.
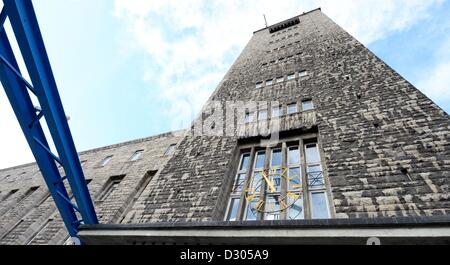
[256,200,265,211]
[280,200,288,209]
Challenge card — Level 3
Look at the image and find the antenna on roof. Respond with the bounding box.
[263,14,268,28]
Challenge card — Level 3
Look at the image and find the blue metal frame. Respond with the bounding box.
[0,0,98,243]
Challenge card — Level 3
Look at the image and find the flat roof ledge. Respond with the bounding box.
[78,216,450,245]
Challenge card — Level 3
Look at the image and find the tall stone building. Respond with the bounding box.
[0,8,449,245]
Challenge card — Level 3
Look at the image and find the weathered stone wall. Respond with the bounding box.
[0,8,449,244]
[0,131,184,244]
[127,9,450,222]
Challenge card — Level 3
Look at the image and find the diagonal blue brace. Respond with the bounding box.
[0,0,98,243]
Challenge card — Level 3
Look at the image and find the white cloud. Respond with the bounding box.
[113,0,443,130]
[416,35,450,108]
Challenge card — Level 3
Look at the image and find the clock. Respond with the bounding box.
[244,167,303,219]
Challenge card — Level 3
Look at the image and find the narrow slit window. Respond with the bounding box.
[255,82,263,89]
[98,175,125,201]
[276,76,284,83]
[245,112,254,123]
[266,79,273,86]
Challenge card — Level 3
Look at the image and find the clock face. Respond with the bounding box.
[244,167,303,218]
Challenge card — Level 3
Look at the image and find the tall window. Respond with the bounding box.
[225,137,330,221]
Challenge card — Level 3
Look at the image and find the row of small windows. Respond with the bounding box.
[97,144,177,167]
[269,32,299,44]
[255,70,308,89]
[271,26,298,37]
[244,100,314,123]
[261,52,304,67]
[266,40,301,54]
[226,138,330,221]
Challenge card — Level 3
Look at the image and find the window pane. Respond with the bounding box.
[311,192,329,219]
[267,168,281,192]
[245,200,258,221]
[226,198,241,221]
[264,195,281,220]
[232,173,246,192]
[307,167,324,188]
[287,193,304,220]
[250,172,262,193]
[302,100,314,111]
[255,82,263,89]
[299,70,308,77]
[288,167,302,190]
[258,110,267,120]
[240,154,250,171]
[245,112,254,123]
[272,106,282,117]
[287,73,295,80]
[266,79,273,86]
[277,76,284,83]
[287,103,297,114]
[305,143,320,163]
[288,147,300,165]
[271,149,282,167]
[255,152,265,169]
[101,156,112,166]
[130,150,144,161]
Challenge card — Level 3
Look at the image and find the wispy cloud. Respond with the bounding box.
[113,0,444,129]
[417,34,450,110]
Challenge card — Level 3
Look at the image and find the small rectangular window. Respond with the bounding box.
[266,79,273,86]
[164,144,176,156]
[302,100,314,111]
[100,155,113,167]
[272,106,283,118]
[255,82,263,89]
[310,192,330,219]
[129,150,144,161]
[299,70,308,77]
[276,76,284,83]
[254,151,266,169]
[258,110,267,121]
[240,153,251,171]
[287,103,298,114]
[287,73,295,80]
[244,112,254,123]
[271,149,282,167]
[288,147,300,165]
[226,198,241,221]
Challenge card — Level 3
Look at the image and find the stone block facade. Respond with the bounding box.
[0,8,449,244]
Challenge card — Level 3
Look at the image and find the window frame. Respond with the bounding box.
[302,100,314,111]
[129,150,144,161]
[287,103,298,114]
[225,134,332,221]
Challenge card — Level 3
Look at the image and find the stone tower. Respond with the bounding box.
[0,8,449,245]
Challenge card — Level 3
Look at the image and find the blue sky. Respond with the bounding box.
[0,0,449,168]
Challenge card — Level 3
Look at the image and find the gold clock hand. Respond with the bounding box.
[262,170,276,193]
